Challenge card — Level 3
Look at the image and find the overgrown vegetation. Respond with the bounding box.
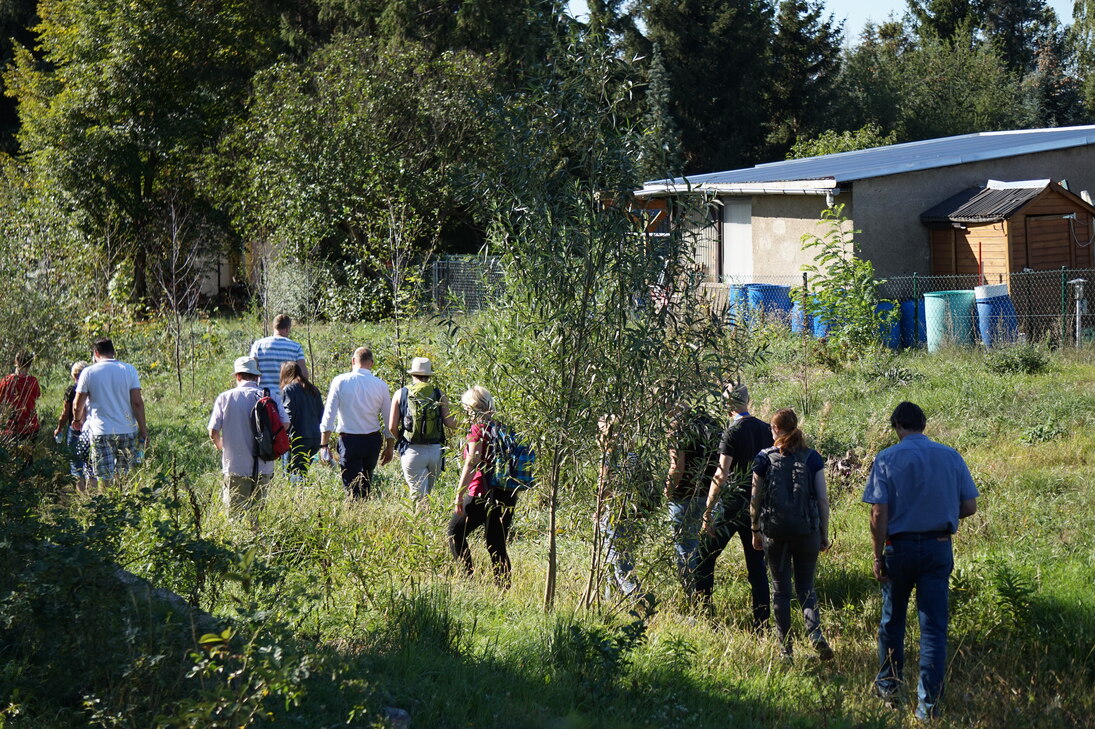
[1,319,1093,728]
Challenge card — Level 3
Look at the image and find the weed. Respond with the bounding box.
[986,343,1050,375]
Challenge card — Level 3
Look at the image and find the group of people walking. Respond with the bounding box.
[1,314,981,722]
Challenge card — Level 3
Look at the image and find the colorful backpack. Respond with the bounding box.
[251,388,291,462]
[487,422,535,491]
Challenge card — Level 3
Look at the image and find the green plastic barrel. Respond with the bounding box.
[923,290,976,352]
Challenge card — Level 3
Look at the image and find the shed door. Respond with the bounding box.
[721,198,752,282]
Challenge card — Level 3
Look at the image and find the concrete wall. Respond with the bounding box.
[853,146,1095,277]
[748,193,854,279]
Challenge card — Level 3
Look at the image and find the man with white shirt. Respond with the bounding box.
[73,338,147,488]
[320,347,394,498]
[208,356,288,517]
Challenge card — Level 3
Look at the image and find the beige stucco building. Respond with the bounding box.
[638,126,1095,282]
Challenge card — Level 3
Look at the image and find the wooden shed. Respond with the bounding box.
[921,179,1095,276]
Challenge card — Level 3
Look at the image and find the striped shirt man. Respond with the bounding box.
[249,316,307,403]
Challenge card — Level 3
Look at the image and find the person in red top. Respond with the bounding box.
[0,352,41,444]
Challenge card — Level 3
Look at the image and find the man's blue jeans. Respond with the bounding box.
[877,533,954,719]
[668,496,706,589]
[602,515,641,598]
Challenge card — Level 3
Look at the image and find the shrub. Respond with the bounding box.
[986,343,1050,375]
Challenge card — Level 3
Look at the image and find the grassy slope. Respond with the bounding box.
[35,321,1095,728]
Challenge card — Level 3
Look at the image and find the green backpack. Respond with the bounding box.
[400,382,444,445]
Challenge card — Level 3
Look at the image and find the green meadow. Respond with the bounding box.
[2,318,1093,729]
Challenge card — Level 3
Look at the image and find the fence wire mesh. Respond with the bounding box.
[431,256,1095,348]
[431,256,505,314]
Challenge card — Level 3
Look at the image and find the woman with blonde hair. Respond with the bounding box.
[447,386,518,586]
[750,408,832,661]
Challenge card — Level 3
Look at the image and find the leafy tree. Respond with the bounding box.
[787,123,898,158]
[639,0,775,173]
[765,0,843,155]
[981,0,1060,75]
[835,27,1029,141]
[6,0,279,304]
[907,0,979,43]
[0,0,37,152]
[218,35,495,320]
[635,44,683,181]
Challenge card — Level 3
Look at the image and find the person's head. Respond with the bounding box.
[92,338,115,361]
[724,382,750,413]
[352,347,374,369]
[407,357,433,382]
[460,385,493,423]
[771,408,807,454]
[233,355,260,383]
[14,351,34,372]
[273,313,292,335]
[280,360,306,389]
[71,360,89,382]
[890,401,927,436]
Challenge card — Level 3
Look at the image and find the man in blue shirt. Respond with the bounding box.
[863,401,979,722]
[249,314,308,405]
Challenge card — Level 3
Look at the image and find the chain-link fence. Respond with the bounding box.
[431,256,505,314]
[431,256,1094,348]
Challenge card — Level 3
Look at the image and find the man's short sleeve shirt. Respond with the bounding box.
[249,335,305,400]
[862,433,979,534]
[75,360,141,437]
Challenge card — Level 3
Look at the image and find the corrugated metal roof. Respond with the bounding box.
[642,125,1095,191]
[920,184,1045,224]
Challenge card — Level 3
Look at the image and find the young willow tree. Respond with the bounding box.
[447,31,754,611]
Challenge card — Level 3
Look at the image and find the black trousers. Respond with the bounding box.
[447,488,519,586]
[337,432,382,498]
[695,509,771,627]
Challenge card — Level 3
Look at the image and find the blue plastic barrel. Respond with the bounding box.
[791,299,811,334]
[974,284,1019,348]
[875,301,900,349]
[924,290,976,352]
[745,284,793,319]
[726,284,748,323]
[813,308,835,338]
[900,299,926,348]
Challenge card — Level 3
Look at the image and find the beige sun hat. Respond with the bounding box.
[407,357,434,376]
[233,356,261,376]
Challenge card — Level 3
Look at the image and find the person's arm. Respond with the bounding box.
[702,453,732,535]
[959,498,977,518]
[72,391,88,431]
[665,446,685,501]
[55,395,74,436]
[440,394,458,430]
[209,428,222,451]
[750,472,764,551]
[870,503,890,583]
[379,387,394,465]
[387,393,402,441]
[130,388,147,441]
[815,469,831,551]
[319,378,339,453]
[454,431,485,515]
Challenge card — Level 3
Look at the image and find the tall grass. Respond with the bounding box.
[5,319,1094,727]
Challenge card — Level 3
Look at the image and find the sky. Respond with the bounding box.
[568,0,1076,45]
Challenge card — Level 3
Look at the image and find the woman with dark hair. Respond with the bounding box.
[750,408,832,661]
[279,361,323,479]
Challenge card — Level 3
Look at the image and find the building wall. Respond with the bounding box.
[747,193,854,279]
[853,146,1095,277]
[1007,192,1094,270]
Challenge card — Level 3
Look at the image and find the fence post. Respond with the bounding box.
[913,272,919,349]
[1061,266,1068,343]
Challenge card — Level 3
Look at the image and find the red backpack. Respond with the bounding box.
[251,388,291,463]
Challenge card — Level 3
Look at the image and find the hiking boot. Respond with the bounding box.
[875,680,900,708]
[813,639,834,661]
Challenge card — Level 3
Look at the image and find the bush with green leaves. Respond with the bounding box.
[986,342,1050,375]
[799,204,898,361]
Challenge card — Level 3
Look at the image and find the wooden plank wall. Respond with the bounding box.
[930,223,1009,276]
[1008,191,1094,270]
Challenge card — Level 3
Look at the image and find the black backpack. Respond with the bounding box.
[756,446,819,539]
[250,388,290,463]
